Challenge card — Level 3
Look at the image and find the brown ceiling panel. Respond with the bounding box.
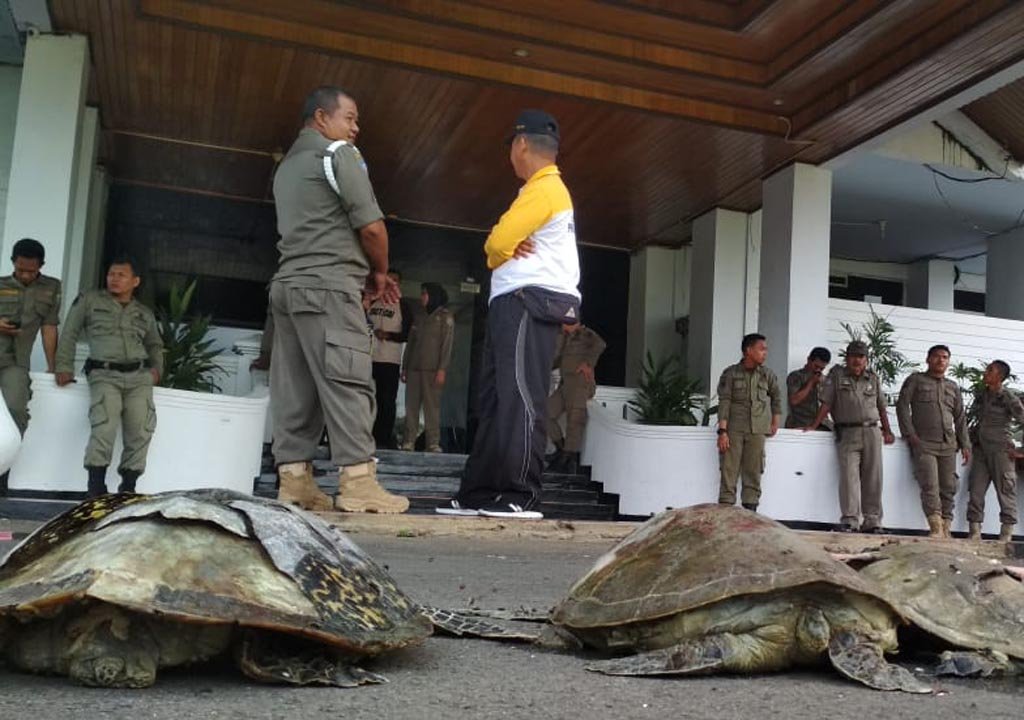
[48,0,1024,250]
[964,77,1024,162]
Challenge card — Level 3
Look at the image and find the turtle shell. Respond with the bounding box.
[858,543,1024,659]
[552,504,896,630]
[0,489,431,655]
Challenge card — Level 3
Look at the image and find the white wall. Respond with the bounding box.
[827,298,1024,386]
[582,402,1015,535]
[0,65,21,238]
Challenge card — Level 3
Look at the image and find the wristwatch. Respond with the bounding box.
[716,428,727,435]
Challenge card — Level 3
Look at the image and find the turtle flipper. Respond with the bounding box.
[827,631,931,693]
[421,606,540,642]
[585,636,728,676]
[935,650,1019,678]
[237,632,386,687]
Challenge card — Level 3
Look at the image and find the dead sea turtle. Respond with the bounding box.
[543,504,930,692]
[850,543,1024,677]
[0,489,434,688]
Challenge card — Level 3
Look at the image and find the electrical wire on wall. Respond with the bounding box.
[924,163,1024,239]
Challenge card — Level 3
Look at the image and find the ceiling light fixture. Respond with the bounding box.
[513,48,530,58]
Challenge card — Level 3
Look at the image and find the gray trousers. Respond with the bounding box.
[0,364,30,435]
[85,368,156,473]
[405,369,442,449]
[911,448,958,520]
[270,281,374,468]
[836,426,882,528]
[718,430,765,506]
[967,442,1018,525]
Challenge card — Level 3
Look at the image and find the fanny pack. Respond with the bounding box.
[515,287,580,325]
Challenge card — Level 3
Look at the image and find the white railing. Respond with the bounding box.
[828,299,1024,382]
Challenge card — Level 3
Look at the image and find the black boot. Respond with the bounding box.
[561,452,580,475]
[118,470,141,494]
[741,503,758,513]
[0,470,8,497]
[86,466,108,498]
[545,450,566,472]
[544,442,564,466]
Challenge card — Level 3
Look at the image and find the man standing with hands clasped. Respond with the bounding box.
[805,340,896,533]
[437,109,581,520]
[716,333,782,513]
[896,345,970,538]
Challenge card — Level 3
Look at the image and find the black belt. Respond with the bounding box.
[84,359,150,373]
[834,421,878,429]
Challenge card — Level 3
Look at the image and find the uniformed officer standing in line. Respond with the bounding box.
[401,282,454,453]
[805,341,896,532]
[716,333,782,512]
[546,321,606,474]
[0,239,62,495]
[55,254,163,497]
[785,347,832,430]
[966,360,1024,542]
[896,344,970,538]
[368,269,412,450]
[270,86,407,514]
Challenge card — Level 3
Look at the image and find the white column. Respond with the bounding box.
[759,163,832,385]
[986,229,1024,320]
[0,65,22,237]
[1,34,89,275]
[63,106,99,311]
[906,258,954,311]
[80,166,109,296]
[625,246,687,386]
[688,208,748,395]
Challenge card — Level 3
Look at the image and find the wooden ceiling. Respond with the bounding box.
[49,0,1024,249]
[964,76,1024,164]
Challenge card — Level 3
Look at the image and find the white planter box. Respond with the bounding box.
[582,401,1021,535]
[8,373,269,495]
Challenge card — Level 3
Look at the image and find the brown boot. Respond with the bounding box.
[335,461,409,514]
[277,462,333,512]
[941,517,952,539]
[967,522,982,541]
[926,514,943,538]
[999,523,1015,542]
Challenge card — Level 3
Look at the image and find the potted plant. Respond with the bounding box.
[627,352,705,426]
[156,279,224,393]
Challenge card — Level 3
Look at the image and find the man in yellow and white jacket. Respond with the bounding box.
[438,109,581,520]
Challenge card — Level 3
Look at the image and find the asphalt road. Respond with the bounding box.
[0,532,1022,720]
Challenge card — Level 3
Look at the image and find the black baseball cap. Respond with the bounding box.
[506,109,560,144]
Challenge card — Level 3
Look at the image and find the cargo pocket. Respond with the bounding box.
[289,286,327,314]
[88,396,108,428]
[325,329,371,383]
[145,397,157,433]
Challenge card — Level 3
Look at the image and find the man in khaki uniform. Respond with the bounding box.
[0,239,62,495]
[401,282,454,452]
[270,86,407,514]
[716,333,782,512]
[966,360,1024,542]
[546,322,606,474]
[55,255,163,496]
[805,341,896,532]
[896,344,970,538]
[785,347,831,431]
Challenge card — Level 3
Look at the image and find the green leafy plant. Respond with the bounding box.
[628,352,704,426]
[156,279,223,393]
[840,305,916,392]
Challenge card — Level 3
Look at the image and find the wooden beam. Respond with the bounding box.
[141,0,790,134]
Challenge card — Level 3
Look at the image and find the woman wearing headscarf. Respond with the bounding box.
[401,282,454,452]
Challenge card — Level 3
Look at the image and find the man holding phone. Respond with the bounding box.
[0,239,62,494]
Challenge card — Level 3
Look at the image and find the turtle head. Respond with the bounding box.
[66,605,159,688]
[795,607,830,656]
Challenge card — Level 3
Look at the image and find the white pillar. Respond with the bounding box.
[80,166,109,296]
[63,106,99,312]
[759,163,832,385]
[906,258,954,311]
[0,65,22,237]
[625,246,687,386]
[689,208,748,395]
[1,34,89,276]
[986,229,1024,320]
